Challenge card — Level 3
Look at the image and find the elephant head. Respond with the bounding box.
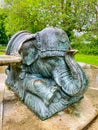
[19,27,88,97]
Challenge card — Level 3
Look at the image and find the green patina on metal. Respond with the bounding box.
[5,27,89,120]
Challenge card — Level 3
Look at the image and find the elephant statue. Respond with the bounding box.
[5,27,89,120]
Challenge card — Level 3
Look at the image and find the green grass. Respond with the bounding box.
[75,54,98,66]
[0,46,6,50]
[0,46,6,55]
[0,52,5,55]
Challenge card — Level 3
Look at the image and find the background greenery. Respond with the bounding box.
[0,0,98,65]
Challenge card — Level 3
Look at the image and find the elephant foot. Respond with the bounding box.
[24,93,49,120]
[5,80,24,100]
[24,91,83,120]
[44,86,58,106]
[25,79,58,106]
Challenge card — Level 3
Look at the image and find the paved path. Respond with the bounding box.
[0,74,5,129]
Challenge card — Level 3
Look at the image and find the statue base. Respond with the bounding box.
[24,92,83,120]
[3,96,97,130]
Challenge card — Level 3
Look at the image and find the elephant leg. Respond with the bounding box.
[23,77,58,106]
[24,92,49,120]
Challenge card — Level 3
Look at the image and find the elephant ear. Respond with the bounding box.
[23,47,38,65]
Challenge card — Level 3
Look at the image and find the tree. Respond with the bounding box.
[0,8,8,45]
[3,0,98,38]
[4,0,64,35]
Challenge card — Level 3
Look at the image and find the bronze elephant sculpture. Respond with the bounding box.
[5,27,89,120]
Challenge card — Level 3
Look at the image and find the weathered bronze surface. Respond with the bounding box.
[5,27,89,120]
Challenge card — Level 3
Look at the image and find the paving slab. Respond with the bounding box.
[78,62,91,69]
[0,102,3,129]
[2,95,97,130]
[0,72,17,130]
[85,89,98,130]
[86,89,98,109]
[85,68,98,90]
[0,74,6,130]
[87,116,98,130]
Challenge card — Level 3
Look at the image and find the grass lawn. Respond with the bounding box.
[75,54,98,66]
[0,52,5,55]
[0,46,6,50]
[0,46,6,55]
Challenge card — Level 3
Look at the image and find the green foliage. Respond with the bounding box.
[5,0,66,35]
[71,32,98,55]
[0,0,98,56]
[0,8,8,45]
[4,0,98,36]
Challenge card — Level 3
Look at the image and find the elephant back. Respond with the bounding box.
[6,31,34,55]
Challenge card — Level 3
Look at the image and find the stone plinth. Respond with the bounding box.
[0,74,6,129]
[3,97,97,130]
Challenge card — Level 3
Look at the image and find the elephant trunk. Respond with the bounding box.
[53,52,88,96]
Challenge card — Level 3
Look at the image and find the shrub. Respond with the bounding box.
[71,32,98,55]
